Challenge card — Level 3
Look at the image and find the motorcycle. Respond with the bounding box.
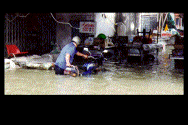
[67,45,106,77]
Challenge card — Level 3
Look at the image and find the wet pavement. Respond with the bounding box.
[4,45,184,95]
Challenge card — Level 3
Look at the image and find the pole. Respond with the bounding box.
[162,13,168,31]
[158,13,162,33]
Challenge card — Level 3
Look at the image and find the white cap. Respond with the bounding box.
[72,36,81,45]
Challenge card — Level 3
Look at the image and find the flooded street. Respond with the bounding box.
[4,45,184,95]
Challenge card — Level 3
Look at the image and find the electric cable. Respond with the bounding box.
[6,13,80,29]
[50,13,80,29]
[6,13,30,22]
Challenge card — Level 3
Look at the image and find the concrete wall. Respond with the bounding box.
[55,13,71,49]
[56,23,72,49]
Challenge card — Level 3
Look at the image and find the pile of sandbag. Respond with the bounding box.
[5,54,55,70]
[4,58,20,70]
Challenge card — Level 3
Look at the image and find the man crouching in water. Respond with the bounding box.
[55,36,88,76]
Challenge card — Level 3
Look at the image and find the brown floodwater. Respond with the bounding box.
[4,45,184,95]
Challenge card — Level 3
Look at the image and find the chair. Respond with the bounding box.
[6,45,28,57]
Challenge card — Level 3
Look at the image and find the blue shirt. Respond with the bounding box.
[55,42,78,69]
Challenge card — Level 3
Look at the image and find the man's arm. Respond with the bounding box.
[65,53,73,67]
[76,52,88,59]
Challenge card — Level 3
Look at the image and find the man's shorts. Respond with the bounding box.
[54,65,64,75]
[55,65,77,75]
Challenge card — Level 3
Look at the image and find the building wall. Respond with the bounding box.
[55,13,151,43]
[5,13,159,57]
[55,13,95,48]
[55,13,116,47]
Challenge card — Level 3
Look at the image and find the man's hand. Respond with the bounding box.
[83,54,88,59]
[66,63,73,67]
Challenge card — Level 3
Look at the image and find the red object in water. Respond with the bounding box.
[6,45,28,57]
[148,38,152,44]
